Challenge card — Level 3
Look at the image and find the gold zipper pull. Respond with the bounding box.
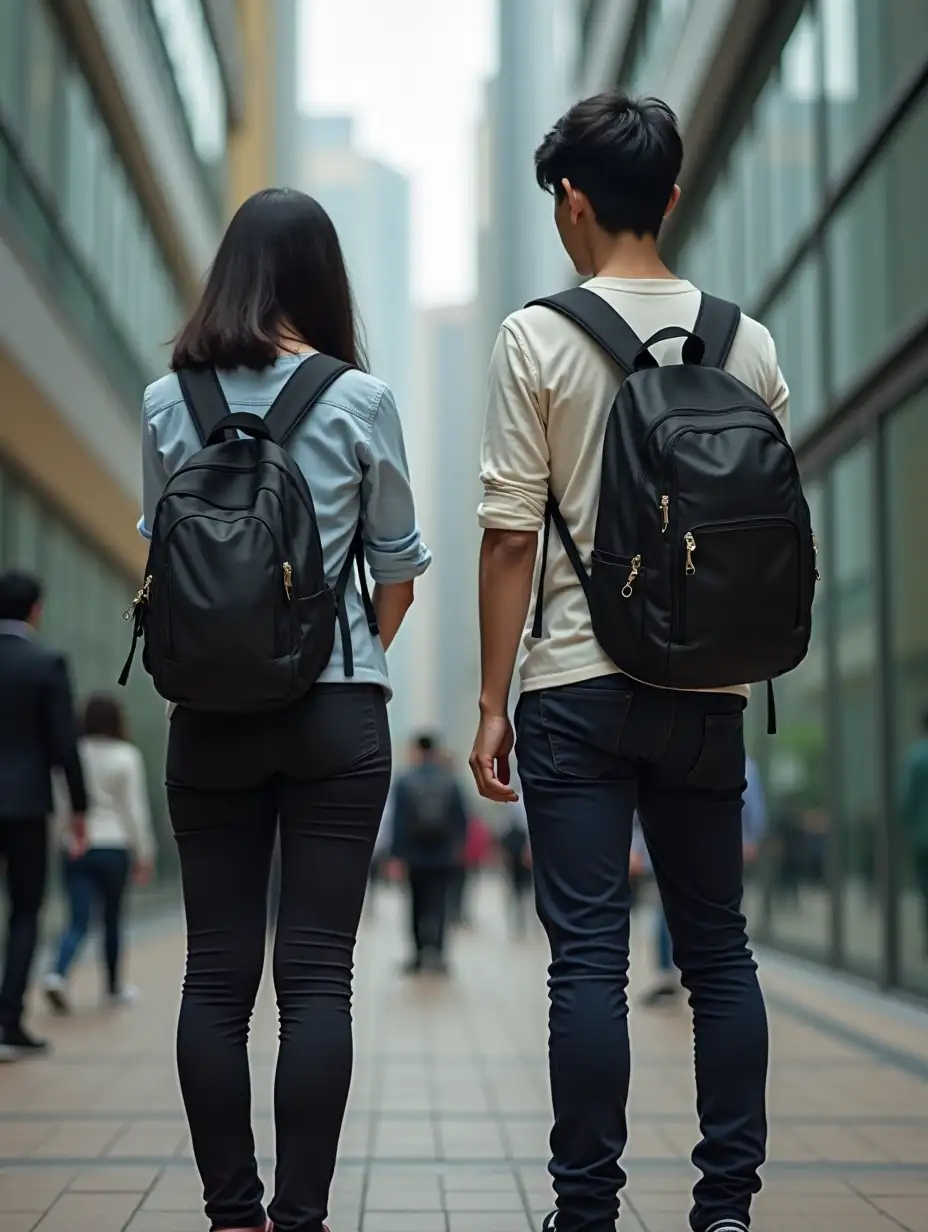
[622,554,642,599]
[812,533,821,581]
[283,561,293,600]
[660,495,669,533]
[684,533,696,575]
[123,575,152,621]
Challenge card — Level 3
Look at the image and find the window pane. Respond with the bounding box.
[0,0,25,133]
[7,485,46,571]
[886,389,928,995]
[823,0,928,178]
[833,441,881,978]
[149,0,228,173]
[828,86,928,393]
[765,483,831,959]
[764,254,825,443]
[775,10,822,257]
[23,0,60,188]
[63,68,96,263]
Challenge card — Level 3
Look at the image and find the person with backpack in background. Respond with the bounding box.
[129,188,430,1232]
[497,795,532,939]
[471,93,814,1232]
[636,754,767,1006]
[390,734,469,974]
[43,694,155,1014]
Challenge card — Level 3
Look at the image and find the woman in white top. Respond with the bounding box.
[43,695,154,1013]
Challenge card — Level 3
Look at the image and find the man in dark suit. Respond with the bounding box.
[0,571,86,1058]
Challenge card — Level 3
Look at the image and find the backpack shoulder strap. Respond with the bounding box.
[692,294,742,370]
[265,354,353,446]
[526,288,642,375]
[177,368,232,446]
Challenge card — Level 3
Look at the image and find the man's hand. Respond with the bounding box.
[743,842,758,865]
[384,858,406,883]
[629,849,646,879]
[470,712,518,803]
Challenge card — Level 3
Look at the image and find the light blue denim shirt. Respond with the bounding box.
[139,354,431,696]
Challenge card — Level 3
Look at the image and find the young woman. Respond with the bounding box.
[139,189,429,1232]
[43,695,154,1012]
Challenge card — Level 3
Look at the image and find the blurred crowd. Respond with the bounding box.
[0,570,155,1062]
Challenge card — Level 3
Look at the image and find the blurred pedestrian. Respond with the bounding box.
[0,571,86,1060]
[136,189,429,1232]
[498,797,532,937]
[390,734,468,974]
[901,709,928,953]
[43,695,155,1013]
[638,755,767,1005]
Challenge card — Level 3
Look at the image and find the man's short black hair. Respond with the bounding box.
[0,571,42,622]
[535,92,683,238]
[415,733,439,754]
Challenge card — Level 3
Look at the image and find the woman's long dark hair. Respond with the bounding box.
[82,694,126,740]
[172,188,367,371]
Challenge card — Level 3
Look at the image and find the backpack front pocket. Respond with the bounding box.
[677,517,801,672]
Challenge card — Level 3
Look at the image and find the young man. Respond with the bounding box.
[0,572,86,1059]
[471,94,787,1232]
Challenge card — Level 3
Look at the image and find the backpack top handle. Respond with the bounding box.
[634,326,705,370]
[205,412,275,447]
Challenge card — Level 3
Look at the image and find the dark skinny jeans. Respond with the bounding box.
[167,685,390,1232]
[55,847,131,993]
[517,674,768,1232]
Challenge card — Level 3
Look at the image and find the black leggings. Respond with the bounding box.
[167,685,391,1232]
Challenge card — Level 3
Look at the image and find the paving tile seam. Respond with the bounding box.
[848,1179,924,1232]
[3,1110,928,1127]
[3,1156,928,1173]
[765,991,928,1084]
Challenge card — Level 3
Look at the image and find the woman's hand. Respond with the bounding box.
[133,860,153,887]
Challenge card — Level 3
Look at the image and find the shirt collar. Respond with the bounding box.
[0,620,36,639]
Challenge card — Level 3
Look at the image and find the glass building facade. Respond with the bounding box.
[665,0,928,994]
[0,0,187,406]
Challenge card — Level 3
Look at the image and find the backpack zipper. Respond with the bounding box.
[283,561,293,600]
[684,532,696,574]
[660,495,670,533]
[123,575,152,620]
[622,555,642,598]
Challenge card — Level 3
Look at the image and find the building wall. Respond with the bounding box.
[415,305,480,771]
[228,0,276,209]
[0,0,265,859]
[298,115,420,751]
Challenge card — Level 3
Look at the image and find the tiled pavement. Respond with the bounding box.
[2,880,928,1231]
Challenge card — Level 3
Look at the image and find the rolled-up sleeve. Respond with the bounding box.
[478,322,549,532]
[360,386,431,584]
[139,390,167,540]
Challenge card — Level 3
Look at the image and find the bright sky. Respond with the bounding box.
[299,0,498,308]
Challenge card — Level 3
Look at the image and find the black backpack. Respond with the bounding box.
[405,771,456,846]
[119,355,377,713]
[529,289,818,732]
